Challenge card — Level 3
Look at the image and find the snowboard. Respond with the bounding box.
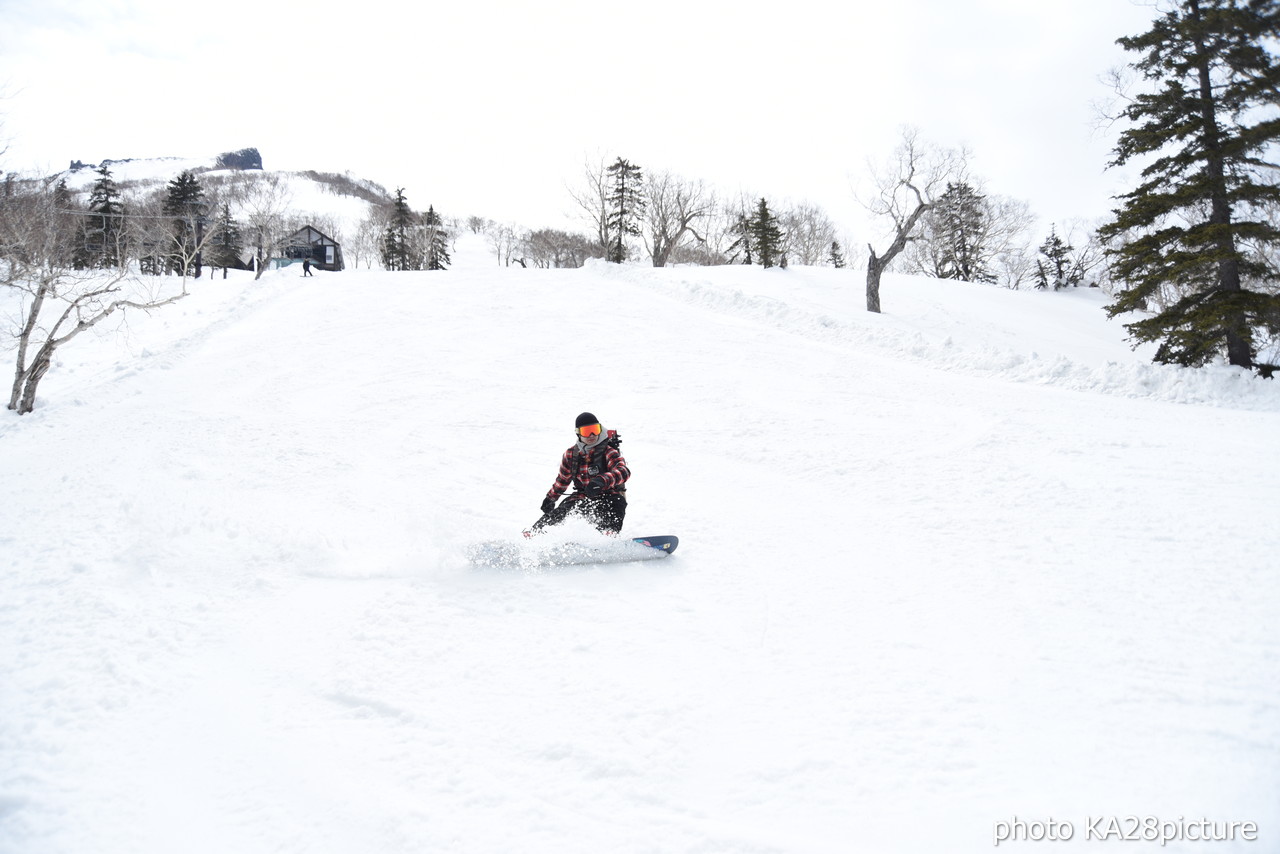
[467,535,679,569]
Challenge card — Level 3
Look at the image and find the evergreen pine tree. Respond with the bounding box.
[52,179,81,269]
[52,177,74,209]
[424,205,451,271]
[1033,226,1078,290]
[930,182,995,283]
[829,240,846,269]
[605,157,645,263]
[1099,0,1280,368]
[208,203,243,276]
[162,170,205,276]
[727,211,755,265]
[750,198,784,269]
[81,166,125,269]
[381,188,420,271]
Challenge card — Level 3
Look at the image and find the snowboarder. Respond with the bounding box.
[531,412,630,535]
[302,258,314,276]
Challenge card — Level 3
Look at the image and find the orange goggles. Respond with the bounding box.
[577,423,602,438]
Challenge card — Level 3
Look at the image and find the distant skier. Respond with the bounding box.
[530,412,630,535]
[302,258,314,276]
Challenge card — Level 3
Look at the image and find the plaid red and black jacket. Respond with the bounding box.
[546,429,630,500]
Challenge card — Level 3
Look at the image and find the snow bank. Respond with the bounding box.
[593,261,1280,411]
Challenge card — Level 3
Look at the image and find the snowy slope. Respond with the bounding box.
[55,155,384,244]
[57,155,224,191]
[1,237,1278,854]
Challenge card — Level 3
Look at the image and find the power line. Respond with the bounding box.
[51,208,212,222]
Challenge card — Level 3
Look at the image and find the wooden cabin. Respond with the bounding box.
[281,225,344,271]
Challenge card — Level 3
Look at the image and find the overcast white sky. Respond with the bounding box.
[1,0,1158,242]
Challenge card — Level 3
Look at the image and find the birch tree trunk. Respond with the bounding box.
[866,202,930,314]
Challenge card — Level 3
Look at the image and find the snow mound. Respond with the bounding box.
[595,261,1280,411]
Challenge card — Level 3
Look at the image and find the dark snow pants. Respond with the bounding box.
[534,492,627,534]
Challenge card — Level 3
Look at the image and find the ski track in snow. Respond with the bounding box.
[1,238,1278,854]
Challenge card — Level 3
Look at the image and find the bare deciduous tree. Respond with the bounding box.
[668,241,729,266]
[351,207,388,270]
[484,222,523,267]
[566,154,611,254]
[128,178,227,282]
[779,201,839,266]
[642,171,715,267]
[521,229,603,268]
[860,128,966,313]
[1,182,189,413]
[986,197,1038,289]
[227,173,293,280]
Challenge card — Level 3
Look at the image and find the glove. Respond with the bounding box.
[540,497,556,515]
[585,477,606,499]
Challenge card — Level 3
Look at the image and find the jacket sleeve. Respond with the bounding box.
[547,448,575,500]
[599,447,630,491]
